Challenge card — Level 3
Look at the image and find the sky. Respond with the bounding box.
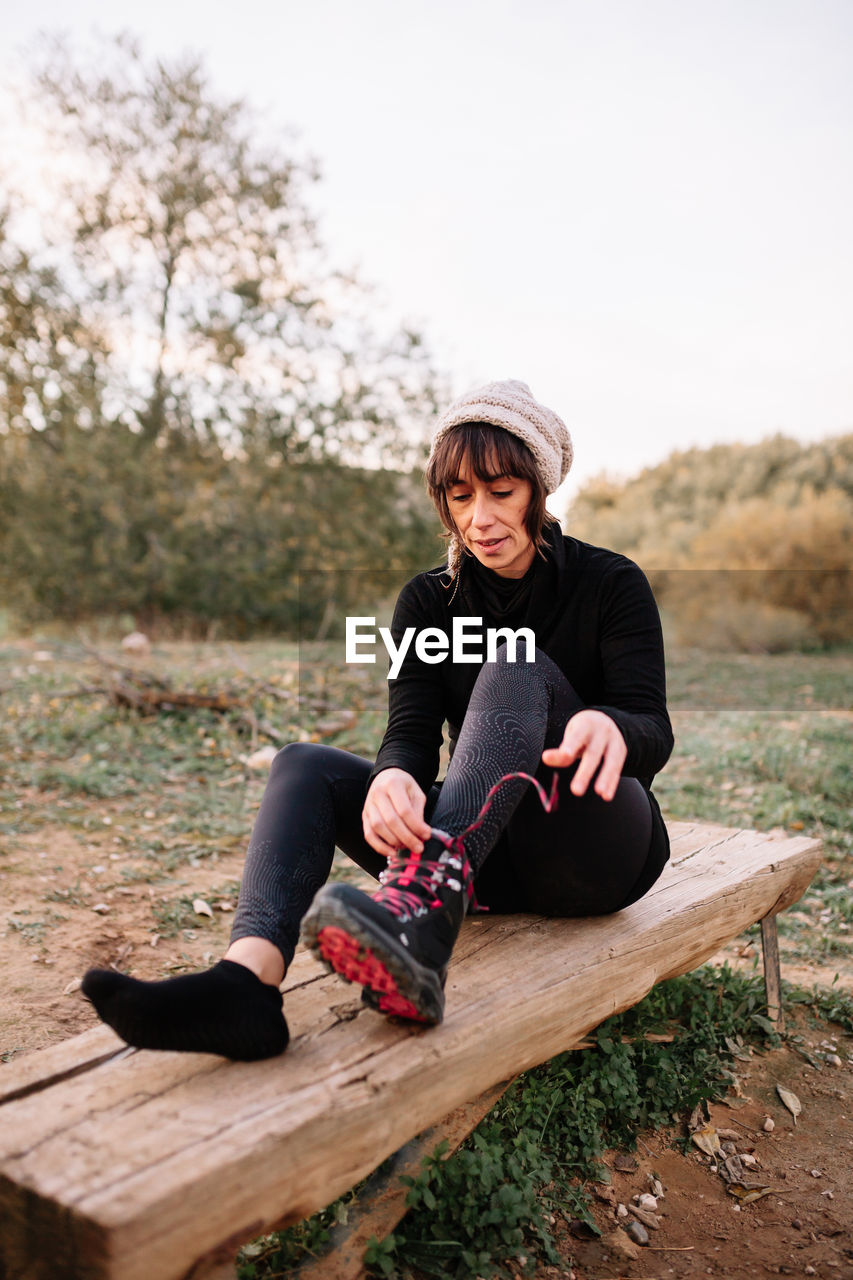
[3,0,852,510]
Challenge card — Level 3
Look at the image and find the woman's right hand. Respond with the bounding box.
[363,768,432,859]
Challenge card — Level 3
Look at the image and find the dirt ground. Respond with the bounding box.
[548,1022,853,1280]
[1,815,245,1055]
[2,811,851,1280]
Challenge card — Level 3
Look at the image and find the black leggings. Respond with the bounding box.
[231,646,655,969]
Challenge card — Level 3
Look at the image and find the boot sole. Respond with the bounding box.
[300,890,445,1025]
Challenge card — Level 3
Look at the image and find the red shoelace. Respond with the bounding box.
[375,769,560,919]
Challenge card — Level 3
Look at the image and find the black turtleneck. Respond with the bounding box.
[369,524,674,804]
[466,550,539,627]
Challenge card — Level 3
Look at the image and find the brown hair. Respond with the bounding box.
[425,422,557,564]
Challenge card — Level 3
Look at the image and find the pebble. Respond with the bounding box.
[637,1193,658,1212]
[630,1205,661,1230]
[805,1268,816,1276]
[246,745,278,770]
[826,1054,843,1067]
[810,1169,822,1178]
[792,1219,802,1230]
[651,1178,664,1199]
[625,1221,649,1246]
[616,1203,628,1219]
[762,1116,775,1132]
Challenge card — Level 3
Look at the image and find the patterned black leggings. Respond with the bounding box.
[231,647,655,969]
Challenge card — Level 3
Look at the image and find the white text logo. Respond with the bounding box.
[345,617,536,679]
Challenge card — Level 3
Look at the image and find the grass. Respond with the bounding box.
[2,637,851,1277]
[6,908,69,945]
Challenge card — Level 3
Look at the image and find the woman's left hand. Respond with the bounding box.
[541,710,627,801]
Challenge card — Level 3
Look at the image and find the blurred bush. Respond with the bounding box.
[567,436,853,650]
[0,421,441,634]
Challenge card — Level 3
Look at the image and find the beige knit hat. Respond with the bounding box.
[430,379,573,494]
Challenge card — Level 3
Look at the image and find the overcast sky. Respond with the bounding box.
[3,0,851,508]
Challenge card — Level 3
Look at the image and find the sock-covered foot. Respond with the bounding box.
[81,958,289,1061]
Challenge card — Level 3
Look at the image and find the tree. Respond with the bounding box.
[3,31,439,463]
[0,34,443,629]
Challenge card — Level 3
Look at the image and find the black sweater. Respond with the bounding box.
[370,525,674,804]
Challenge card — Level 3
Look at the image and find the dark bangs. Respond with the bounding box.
[425,422,555,556]
[427,423,540,491]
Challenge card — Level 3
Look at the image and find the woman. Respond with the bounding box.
[82,380,673,1059]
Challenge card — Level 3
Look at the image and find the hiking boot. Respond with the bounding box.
[300,830,474,1025]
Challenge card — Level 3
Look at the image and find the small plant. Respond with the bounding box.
[786,976,853,1033]
[235,1195,351,1277]
[6,908,69,945]
[151,896,207,938]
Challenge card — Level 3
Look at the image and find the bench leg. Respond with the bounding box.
[760,913,784,1032]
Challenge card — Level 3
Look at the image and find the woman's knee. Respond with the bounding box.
[268,742,373,796]
[270,740,325,778]
[269,740,361,787]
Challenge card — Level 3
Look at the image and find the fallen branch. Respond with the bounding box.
[78,643,249,715]
[108,681,241,713]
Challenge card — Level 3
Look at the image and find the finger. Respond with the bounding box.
[363,796,403,850]
[593,758,618,800]
[593,739,627,802]
[542,724,589,769]
[393,786,432,847]
[569,733,607,797]
[362,821,400,859]
[363,803,415,858]
[373,793,426,853]
[403,784,432,840]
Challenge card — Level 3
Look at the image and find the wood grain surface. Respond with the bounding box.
[0,821,822,1280]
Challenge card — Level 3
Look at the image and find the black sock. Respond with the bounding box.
[81,959,289,1061]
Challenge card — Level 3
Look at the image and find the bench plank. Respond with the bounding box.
[0,822,822,1280]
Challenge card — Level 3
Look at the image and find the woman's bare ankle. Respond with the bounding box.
[224,937,285,987]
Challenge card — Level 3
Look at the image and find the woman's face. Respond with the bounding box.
[447,467,535,578]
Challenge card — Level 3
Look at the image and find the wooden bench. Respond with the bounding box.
[0,820,822,1280]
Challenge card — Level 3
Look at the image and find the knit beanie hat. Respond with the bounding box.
[429,380,573,577]
[430,379,573,494]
